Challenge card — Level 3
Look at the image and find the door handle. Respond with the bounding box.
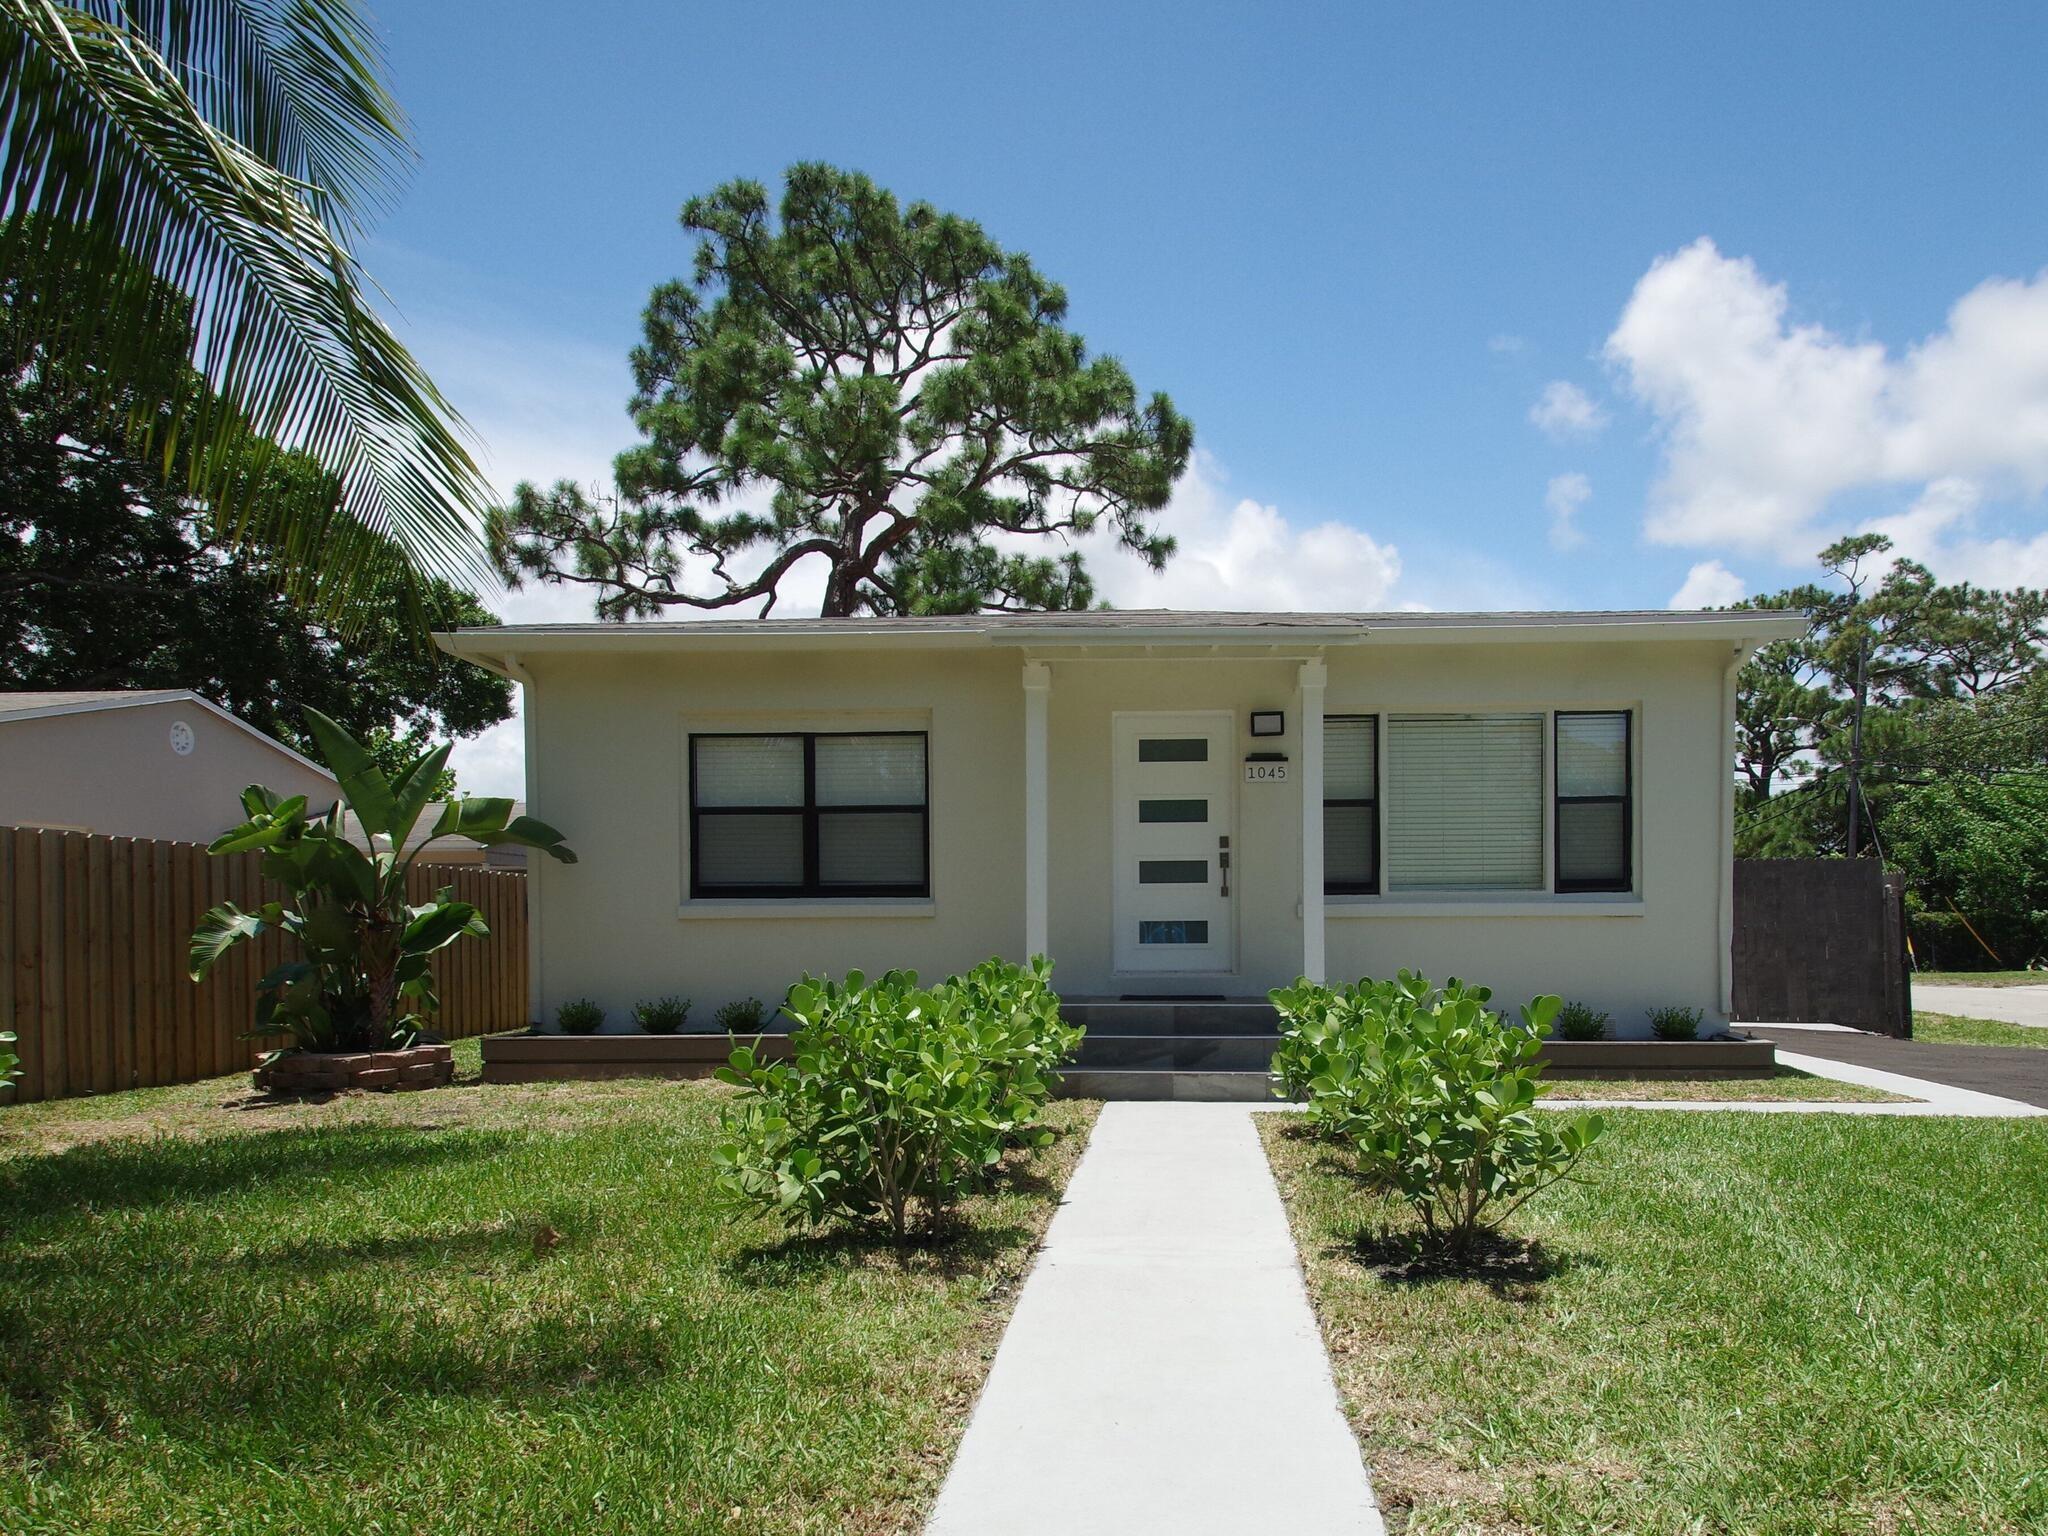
[1219,835,1230,897]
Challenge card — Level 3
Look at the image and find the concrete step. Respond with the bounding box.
[1060,1000,1280,1036]
[1072,1034,1279,1072]
[1054,1068,1278,1103]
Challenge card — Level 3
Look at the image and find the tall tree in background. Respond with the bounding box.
[490,163,1194,618]
[1,302,509,791]
[0,0,489,618]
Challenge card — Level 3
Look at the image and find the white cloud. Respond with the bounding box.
[1668,559,1748,610]
[1606,238,2048,565]
[1529,380,1609,440]
[1544,472,1590,550]
[1074,451,1403,612]
[1489,333,1528,355]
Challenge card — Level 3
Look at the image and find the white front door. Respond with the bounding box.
[1112,711,1236,976]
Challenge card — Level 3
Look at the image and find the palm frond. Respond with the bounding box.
[0,0,489,620]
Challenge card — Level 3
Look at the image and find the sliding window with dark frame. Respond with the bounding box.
[689,731,930,898]
[1553,710,1632,893]
[1323,715,1379,895]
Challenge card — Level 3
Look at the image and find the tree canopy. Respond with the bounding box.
[489,163,1194,618]
[1728,536,2048,962]
[1,305,509,793]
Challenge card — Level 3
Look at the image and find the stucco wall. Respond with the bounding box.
[0,701,336,844]
[521,634,1738,1036]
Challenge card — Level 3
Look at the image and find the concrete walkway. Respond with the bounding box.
[927,1102,1382,1536]
[1912,982,2048,1028]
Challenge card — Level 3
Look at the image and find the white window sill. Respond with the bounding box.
[1327,896,1645,919]
[676,899,937,921]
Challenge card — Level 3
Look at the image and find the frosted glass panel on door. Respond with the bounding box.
[816,735,926,805]
[694,737,803,807]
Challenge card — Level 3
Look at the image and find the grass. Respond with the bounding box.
[1915,1010,2048,1050]
[0,1039,1097,1535]
[1912,970,2048,987]
[1261,1112,2048,1535]
[1537,1065,1901,1102]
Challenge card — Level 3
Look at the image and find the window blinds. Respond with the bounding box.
[1386,714,1543,890]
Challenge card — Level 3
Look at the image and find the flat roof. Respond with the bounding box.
[439,607,1811,669]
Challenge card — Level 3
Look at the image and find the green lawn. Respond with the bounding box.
[1913,970,2048,987]
[0,1040,1097,1535]
[1915,1010,2048,1050]
[1262,1112,2048,1535]
[1538,1065,1900,1102]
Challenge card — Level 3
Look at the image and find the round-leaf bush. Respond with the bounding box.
[714,957,1080,1241]
[1269,971,1604,1253]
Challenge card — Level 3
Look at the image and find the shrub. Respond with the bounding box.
[714,958,1080,1241]
[0,1030,17,1097]
[715,997,766,1032]
[633,996,691,1034]
[1648,1005,1704,1041]
[1550,1001,1610,1041]
[1267,973,1604,1253]
[556,998,604,1035]
[1271,972,1491,1108]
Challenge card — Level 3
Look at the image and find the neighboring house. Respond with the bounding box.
[342,802,533,870]
[438,609,1809,1035]
[0,690,337,845]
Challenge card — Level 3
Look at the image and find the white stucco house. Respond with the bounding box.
[0,690,337,844]
[438,609,1808,1037]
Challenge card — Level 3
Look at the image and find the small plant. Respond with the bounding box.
[1648,1005,1704,1041]
[715,997,766,1032]
[714,957,1079,1242]
[0,1030,18,1097]
[556,998,604,1035]
[1550,1001,1610,1041]
[188,709,574,1053]
[633,996,691,1034]
[1267,973,1605,1253]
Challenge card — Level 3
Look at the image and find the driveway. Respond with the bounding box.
[1748,1026,2048,1110]
[1911,982,2048,1028]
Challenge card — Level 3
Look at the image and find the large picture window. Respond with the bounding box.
[1554,711,1632,892]
[1385,713,1544,891]
[1323,716,1378,894]
[690,732,929,898]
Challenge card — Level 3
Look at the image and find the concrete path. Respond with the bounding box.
[1912,982,2048,1028]
[927,1102,1382,1536]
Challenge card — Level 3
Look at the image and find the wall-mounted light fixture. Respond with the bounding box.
[1249,710,1285,738]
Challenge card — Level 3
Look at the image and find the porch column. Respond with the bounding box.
[1298,657,1327,983]
[1023,660,1051,960]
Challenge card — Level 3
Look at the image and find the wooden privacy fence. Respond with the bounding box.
[0,826,529,1104]
[1731,857,1912,1037]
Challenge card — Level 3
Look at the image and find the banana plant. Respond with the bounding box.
[189,709,575,1052]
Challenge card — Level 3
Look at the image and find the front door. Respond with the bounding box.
[1112,711,1236,976]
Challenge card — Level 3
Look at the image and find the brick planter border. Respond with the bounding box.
[254,1043,455,1094]
[481,1030,793,1084]
[1536,1036,1775,1079]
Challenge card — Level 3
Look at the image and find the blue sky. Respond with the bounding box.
[368,2,2048,788]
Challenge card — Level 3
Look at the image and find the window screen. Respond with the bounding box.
[1554,711,1631,892]
[1385,714,1543,891]
[1323,716,1378,894]
[690,732,928,897]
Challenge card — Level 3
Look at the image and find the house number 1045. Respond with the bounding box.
[1244,761,1290,783]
